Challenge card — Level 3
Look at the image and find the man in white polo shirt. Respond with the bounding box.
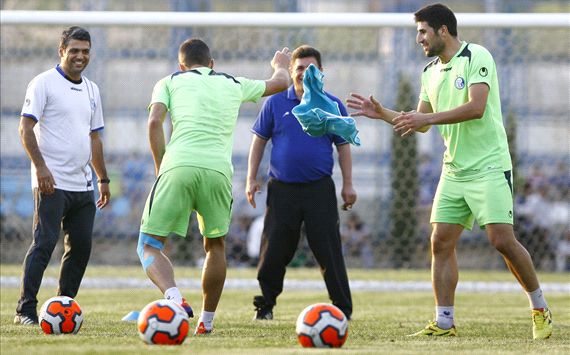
[15,26,111,325]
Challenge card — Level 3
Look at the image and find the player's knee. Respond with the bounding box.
[137,232,164,272]
[488,234,516,253]
[430,232,453,255]
[487,225,517,252]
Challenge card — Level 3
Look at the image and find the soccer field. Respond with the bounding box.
[1,266,569,354]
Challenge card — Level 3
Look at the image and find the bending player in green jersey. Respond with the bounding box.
[347,3,552,339]
[138,38,291,335]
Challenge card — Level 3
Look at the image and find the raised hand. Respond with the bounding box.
[346,93,385,119]
[271,47,291,71]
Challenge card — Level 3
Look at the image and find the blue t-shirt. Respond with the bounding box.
[252,85,348,183]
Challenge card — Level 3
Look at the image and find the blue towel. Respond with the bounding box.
[291,64,360,146]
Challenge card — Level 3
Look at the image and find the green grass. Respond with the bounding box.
[1,266,569,354]
[2,264,569,282]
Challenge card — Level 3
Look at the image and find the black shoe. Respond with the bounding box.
[253,295,273,320]
[14,313,38,325]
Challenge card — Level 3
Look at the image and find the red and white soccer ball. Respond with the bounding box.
[295,303,349,348]
[39,296,83,335]
[137,299,190,345]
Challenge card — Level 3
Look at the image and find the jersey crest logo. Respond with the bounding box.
[479,67,488,77]
[454,76,465,90]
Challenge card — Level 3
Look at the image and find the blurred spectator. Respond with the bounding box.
[247,214,264,266]
[418,153,439,206]
[515,182,555,269]
[526,163,547,191]
[226,214,252,266]
[555,230,570,272]
[340,212,374,268]
[548,161,569,201]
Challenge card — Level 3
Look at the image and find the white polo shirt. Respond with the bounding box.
[21,65,104,191]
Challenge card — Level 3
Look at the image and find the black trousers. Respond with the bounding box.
[16,188,96,315]
[257,177,352,317]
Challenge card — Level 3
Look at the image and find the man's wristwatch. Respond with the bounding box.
[98,178,111,184]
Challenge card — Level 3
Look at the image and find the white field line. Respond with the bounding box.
[1,276,569,293]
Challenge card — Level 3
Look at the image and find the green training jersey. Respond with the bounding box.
[150,67,266,180]
[419,41,512,181]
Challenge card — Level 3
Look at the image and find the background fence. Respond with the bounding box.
[1,0,568,271]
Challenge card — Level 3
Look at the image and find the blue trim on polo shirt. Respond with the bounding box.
[91,126,104,132]
[251,130,270,141]
[22,113,38,121]
[55,65,83,84]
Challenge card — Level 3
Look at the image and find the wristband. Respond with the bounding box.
[98,178,110,184]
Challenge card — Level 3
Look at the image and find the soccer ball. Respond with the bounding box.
[295,303,348,348]
[39,296,83,335]
[137,299,190,345]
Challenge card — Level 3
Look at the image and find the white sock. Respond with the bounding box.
[164,287,183,304]
[199,311,215,330]
[435,306,454,329]
[526,288,548,309]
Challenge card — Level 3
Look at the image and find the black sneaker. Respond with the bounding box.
[253,295,273,320]
[14,313,38,325]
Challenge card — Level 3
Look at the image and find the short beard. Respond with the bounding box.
[426,39,445,57]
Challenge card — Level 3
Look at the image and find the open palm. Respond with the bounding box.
[346,93,384,119]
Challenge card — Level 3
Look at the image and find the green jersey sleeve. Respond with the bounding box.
[419,81,429,103]
[148,76,170,111]
[468,45,495,88]
[236,77,266,103]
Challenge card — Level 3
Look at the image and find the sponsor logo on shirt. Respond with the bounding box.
[283,111,290,118]
[25,98,30,106]
[440,67,452,72]
[479,67,488,77]
[71,87,83,91]
[454,76,465,89]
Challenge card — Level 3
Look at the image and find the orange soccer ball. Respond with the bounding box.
[137,299,189,345]
[39,296,83,334]
[295,303,348,348]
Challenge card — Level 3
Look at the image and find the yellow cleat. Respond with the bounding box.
[408,321,457,337]
[532,308,553,340]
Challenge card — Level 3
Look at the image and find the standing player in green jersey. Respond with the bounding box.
[138,38,291,335]
[347,3,552,339]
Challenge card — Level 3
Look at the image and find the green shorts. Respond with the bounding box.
[430,171,514,230]
[140,166,232,238]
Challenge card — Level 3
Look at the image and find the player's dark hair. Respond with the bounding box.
[291,45,322,68]
[59,26,91,49]
[179,38,212,67]
[414,3,458,37]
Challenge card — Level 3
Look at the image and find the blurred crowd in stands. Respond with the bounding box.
[1,154,568,271]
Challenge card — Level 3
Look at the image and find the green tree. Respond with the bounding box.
[389,74,419,268]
